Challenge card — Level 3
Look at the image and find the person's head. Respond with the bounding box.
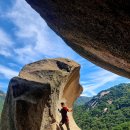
[61,102,65,107]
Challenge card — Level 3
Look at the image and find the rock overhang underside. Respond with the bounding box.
[26,0,130,78]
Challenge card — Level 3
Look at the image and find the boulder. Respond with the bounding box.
[26,0,130,78]
[0,58,82,130]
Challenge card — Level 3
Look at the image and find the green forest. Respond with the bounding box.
[74,83,130,130]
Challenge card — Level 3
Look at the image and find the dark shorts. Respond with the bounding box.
[61,118,69,124]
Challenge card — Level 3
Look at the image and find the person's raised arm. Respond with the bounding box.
[68,108,73,112]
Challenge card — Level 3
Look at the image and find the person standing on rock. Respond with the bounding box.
[58,102,72,130]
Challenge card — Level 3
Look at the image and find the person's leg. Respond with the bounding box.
[59,121,64,130]
[65,122,70,130]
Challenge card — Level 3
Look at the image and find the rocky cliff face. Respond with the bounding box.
[25,0,130,78]
[86,90,110,108]
[0,58,82,130]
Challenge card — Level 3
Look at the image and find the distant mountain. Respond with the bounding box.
[0,90,5,116]
[74,83,130,130]
[0,90,4,95]
[86,83,130,110]
[74,96,92,106]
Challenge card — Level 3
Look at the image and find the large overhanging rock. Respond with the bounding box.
[26,0,130,78]
[0,58,82,130]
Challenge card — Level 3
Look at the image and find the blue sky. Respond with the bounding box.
[0,0,129,97]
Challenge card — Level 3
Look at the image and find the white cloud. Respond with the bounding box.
[0,49,12,57]
[8,62,21,68]
[0,28,13,57]
[0,29,13,46]
[81,69,119,96]
[0,65,18,79]
[5,0,76,64]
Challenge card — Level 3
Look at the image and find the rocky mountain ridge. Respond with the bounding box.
[86,90,111,108]
[74,83,130,130]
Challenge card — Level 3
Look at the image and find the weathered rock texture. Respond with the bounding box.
[0,58,82,130]
[26,0,130,78]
